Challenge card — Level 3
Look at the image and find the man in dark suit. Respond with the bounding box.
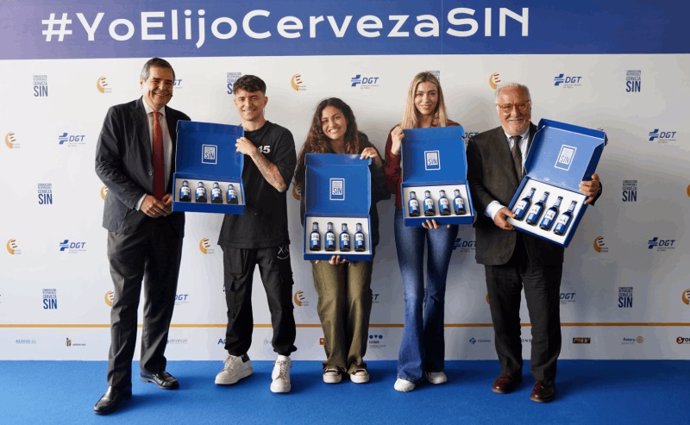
[93,57,190,414]
[467,83,601,403]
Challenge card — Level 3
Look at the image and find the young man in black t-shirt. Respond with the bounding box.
[215,75,297,393]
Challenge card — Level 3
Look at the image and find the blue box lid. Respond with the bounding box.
[402,126,466,184]
[175,120,244,180]
[525,119,606,191]
[305,153,371,216]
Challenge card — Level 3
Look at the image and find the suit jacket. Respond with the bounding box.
[466,124,564,266]
[95,97,190,236]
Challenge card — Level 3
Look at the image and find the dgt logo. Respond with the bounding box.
[560,292,576,304]
[59,239,87,253]
[58,132,86,146]
[647,237,676,251]
[648,129,677,143]
[351,74,380,89]
[553,73,582,87]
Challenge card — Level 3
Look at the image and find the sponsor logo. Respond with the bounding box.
[687,184,690,198]
[572,337,591,344]
[676,337,690,344]
[553,73,582,88]
[622,336,644,345]
[521,336,532,344]
[199,238,214,255]
[104,290,114,307]
[6,239,21,255]
[681,289,690,306]
[488,71,501,90]
[329,178,345,201]
[58,132,86,146]
[453,237,475,253]
[42,288,58,310]
[175,293,189,305]
[96,76,111,93]
[65,337,86,347]
[100,186,109,200]
[293,290,309,307]
[648,129,677,143]
[647,237,676,252]
[5,132,20,149]
[554,145,576,171]
[15,339,37,345]
[59,239,86,253]
[201,144,218,164]
[173,79,183,88]
[167,338,189,345]
[424,150,441,171]
[468,337,491,345]
[622,179,637,202]
[372,292,381,304]
[33,74,49,97]
[618,286,633,309]
[290,73,307,91]
[351,74,380,89]
[226,72,242,95]
[38,183,53,205]
[217,338,226,345]
[593,236,609,253]
[625,70,641,93]
[368,334,386,348]
[560,292,576,304]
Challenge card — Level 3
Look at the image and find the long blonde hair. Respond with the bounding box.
[400,71,448,129]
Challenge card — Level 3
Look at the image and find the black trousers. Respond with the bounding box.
[484,236,562,382]
[106,219,183,389]
[221,245,297,356]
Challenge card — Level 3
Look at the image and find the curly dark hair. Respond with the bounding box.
[294,98,361,196]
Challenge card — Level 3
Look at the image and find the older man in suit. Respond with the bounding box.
[94,57,190,414]
[467,83,601,403]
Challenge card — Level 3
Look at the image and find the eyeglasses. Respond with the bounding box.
[496,101,530,113]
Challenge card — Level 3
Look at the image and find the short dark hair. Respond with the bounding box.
[233,75,267,94]
[140,57,175,81]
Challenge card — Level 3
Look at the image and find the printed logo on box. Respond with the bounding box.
[554,145,576,171]
[202,144,218,164]
[329,178,345,201]
[424,150,441,171]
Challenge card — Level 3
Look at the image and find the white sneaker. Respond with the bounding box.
[394,378,415,392]
[322,368,342,384]
[349,368,369,384]
[425,371,448,385]
[270,355,291,393]
[215,354,253,385]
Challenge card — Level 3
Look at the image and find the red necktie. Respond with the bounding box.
[152,111,165,200]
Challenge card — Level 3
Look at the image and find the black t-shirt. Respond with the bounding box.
[218,121,296,249]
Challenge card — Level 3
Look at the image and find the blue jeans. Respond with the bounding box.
[394,209,458,382]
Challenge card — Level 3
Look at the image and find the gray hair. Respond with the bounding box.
[140,57,176,81]
[495,82,531,102]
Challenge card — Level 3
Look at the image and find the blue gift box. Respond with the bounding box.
[507,118,606,247]
[303,153,373,261]
[401,126,474,226]
[172,120,245,214]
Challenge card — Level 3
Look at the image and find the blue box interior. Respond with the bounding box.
[401,126,474,226]
[304,153,372,261]
[172,120,245,214]
[508,118,606,247]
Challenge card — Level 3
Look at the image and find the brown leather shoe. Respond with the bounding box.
[491,374,522,394]
[529,380,556,403]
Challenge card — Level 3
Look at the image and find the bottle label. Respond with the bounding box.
[543,210,556,221]
[439,198,449,208]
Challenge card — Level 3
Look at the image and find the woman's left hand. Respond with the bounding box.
[360,147,382,167]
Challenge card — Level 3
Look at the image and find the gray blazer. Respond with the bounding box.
[95,97,189,236]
